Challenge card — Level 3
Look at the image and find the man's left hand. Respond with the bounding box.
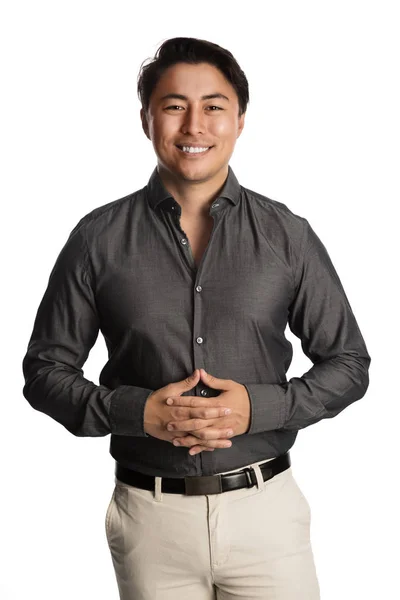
[165,369,251,455]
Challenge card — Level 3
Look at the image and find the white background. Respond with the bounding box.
[1,1,399,598]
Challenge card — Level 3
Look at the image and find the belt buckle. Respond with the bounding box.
[184,474,223,496]
[242,467,254,487]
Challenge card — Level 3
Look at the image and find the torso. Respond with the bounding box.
[179,215,214,268]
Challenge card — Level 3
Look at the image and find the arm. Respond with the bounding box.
[244,218,371,435]
[22,217,152,437]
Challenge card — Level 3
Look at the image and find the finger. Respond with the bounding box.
[167,418,220,433]
[172,370,200,393]
[194,446,215,454]
[166,406,232,424]
[199,369,232,390]
[167,418,208,432]
[168,418,233,436]
[189,446,214,455]
[170,406,231,420]
[173,435,233,449]
[196,406,232,419]
[171,437,214,454]
[166,396,224,409]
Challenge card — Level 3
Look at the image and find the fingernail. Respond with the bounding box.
[227,430,233,436]
[173,440,180,446]
[224,408,232,415]
[167,424,173,431]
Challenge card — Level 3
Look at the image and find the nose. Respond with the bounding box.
[180,106,206,136]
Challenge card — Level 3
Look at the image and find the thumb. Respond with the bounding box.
[177,369,200,392]
[200,368,229,390]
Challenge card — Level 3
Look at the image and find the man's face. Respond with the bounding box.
[140,62,245,183]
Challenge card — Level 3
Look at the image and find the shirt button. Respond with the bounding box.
[200,389,208,396]
[181,238,188,245]
[196,285,202,292]
[196,337,203,344]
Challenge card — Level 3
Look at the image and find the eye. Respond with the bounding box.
[165,105,223,111]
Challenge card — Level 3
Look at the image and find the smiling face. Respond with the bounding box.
[140,62,245,184]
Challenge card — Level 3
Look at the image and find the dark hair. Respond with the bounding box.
[137,37,249,117]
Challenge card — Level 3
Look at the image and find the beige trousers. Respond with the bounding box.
[105,457,321,599]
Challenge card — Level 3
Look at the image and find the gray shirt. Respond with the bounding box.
[22,165,371,477]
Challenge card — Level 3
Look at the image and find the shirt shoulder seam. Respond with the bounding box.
[241,186,301,217]
[73,188,144,284]
[80,188,144,227]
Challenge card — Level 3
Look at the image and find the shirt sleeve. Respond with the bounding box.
[243,218,371,435]
[22,217,153,437]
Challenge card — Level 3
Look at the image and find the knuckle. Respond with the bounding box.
[200,429,211,440]
[207,440,218,448]
[199,438,210,446]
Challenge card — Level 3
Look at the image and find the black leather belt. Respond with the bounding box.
[115,451,291,496]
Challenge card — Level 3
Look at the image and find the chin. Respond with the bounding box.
[177,167,216,182]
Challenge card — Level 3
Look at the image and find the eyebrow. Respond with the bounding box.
[159,93,230,103]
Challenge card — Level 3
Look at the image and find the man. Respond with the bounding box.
[22,37,371,599]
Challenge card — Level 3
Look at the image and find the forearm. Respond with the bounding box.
[244,349,370,435]
[22,347,153,437]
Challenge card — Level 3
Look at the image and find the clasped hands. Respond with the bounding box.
[144,368,251,456]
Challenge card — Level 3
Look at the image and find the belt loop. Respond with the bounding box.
[252,464,265,493]
[154,476,163,502]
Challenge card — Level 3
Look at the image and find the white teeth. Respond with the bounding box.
[181,146,210,154]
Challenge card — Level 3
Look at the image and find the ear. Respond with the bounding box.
[237,112,246,137]
[237,111,246,139]
[140,108,150,140]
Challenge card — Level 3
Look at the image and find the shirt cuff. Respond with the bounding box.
[242,383,286,435]
[109,385,154,436]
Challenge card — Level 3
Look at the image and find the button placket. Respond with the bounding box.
[192,278,210,451]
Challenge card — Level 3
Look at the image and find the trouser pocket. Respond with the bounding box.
[105,486,116,541]
[289,471,312,521]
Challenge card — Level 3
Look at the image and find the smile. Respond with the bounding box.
[176,145,213,156]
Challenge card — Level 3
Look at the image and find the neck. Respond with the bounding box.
[157,164,228,218]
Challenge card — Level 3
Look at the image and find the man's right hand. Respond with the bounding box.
[143,369,233,453]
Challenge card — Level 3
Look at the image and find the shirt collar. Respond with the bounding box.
[145,164,241,213]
